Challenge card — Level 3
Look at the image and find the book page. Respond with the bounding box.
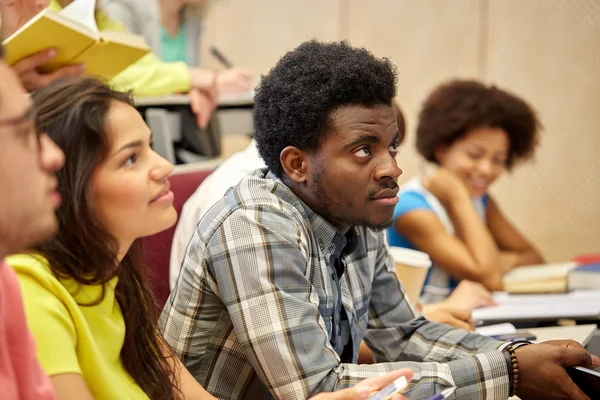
[60,0,98,33]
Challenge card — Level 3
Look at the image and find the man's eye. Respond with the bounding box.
[354,147,370,158]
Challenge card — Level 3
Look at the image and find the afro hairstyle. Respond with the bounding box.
[253,40,398,177]
[416,79,541,170]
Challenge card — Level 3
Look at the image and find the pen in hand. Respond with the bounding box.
[426,387,455,400]
[210,46,233,69]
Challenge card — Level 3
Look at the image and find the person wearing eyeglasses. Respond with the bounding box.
[0,43,65,400]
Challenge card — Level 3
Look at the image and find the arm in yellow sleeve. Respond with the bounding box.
[110,52,191,96]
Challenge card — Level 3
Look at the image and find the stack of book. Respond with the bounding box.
[503,259,600,294]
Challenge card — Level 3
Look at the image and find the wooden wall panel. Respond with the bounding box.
[346,0,483,179]
[200,0,343,85]
[486,0,600,260]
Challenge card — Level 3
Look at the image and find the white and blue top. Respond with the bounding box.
[387,176,488,304]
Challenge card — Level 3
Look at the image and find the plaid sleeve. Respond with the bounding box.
[362,238,511,399]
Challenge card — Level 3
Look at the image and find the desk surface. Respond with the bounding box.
[135,91,254,108]
[173,134,253,174]
[527,324,597,346]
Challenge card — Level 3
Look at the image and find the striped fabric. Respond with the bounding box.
[160,169,511,400]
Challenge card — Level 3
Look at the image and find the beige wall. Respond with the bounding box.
[201,0,600,261]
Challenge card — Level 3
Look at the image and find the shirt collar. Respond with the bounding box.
[265,170,361,259]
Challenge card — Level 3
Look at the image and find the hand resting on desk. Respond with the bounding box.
[515,341,600,400]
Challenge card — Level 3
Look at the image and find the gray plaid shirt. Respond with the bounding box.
[160,169,511,400]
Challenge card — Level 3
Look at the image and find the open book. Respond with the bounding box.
[2,0,150,80]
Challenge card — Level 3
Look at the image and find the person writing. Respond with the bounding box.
[101,0,253,95]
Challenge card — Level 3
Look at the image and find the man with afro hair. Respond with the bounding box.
[161,40,597,400]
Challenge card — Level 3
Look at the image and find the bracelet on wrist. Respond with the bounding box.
[504,344,520,397]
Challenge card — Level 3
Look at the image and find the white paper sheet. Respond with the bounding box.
[60,0,98,32]
[473,290,600,322]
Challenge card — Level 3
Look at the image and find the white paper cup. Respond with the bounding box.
[388,246,431,303]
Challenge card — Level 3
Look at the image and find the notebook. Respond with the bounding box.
[2,0,150,80]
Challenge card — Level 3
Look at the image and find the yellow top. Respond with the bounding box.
[7,253,150,400]
[49,0,191,96]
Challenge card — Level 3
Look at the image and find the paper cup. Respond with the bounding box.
[388,246,431,303]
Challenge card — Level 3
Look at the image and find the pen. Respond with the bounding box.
[210,46,233,69]
[426,387,454,400]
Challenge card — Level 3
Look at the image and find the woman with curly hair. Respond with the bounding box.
[388,80,545,305]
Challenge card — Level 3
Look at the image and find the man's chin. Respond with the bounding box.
[365,219,393,232]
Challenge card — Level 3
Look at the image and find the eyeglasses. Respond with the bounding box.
[0,107,41,147]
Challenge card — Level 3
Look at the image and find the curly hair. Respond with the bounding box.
[253,40,398,177]
[416,80,541,169]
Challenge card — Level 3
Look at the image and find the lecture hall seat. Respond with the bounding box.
[142,168,212,312]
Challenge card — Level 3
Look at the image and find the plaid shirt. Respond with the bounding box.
[160,169,511,400]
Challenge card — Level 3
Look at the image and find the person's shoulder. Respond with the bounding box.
[232,169,305,212]
[4,254,69,302]
[196,169,308,241]
[6,253,53,279]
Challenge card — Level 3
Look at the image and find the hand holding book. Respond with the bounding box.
[2,0,150,81]
[12,47,85,91]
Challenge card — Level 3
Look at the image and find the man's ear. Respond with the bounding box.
[280,146,308,184]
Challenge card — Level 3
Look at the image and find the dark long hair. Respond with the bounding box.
[32,77,179,400]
